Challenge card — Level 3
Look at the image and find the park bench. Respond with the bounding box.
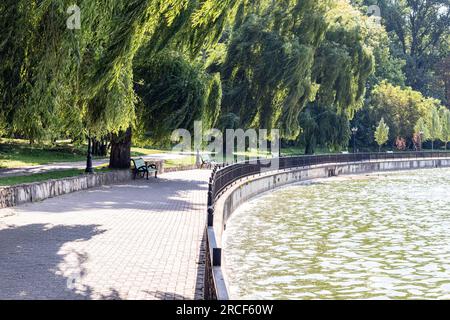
[200,154,217,169]
[131,158,158,180]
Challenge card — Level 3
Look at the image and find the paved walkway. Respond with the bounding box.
[0,170,209,300]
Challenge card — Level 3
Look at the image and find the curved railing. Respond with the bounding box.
[204,151,450,299]
[208,151,449,208]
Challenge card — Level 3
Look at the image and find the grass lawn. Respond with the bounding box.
[0,167,111,187]
[131,146,168,157]
[164,156,196,168]
[0,139,89,168]
[0,139,172,169]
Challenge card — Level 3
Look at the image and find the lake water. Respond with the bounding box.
[223,168,450,299]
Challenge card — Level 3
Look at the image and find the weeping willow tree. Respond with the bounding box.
[219,0,374,150]
[301,0,375,154]
[134,51,222,146]
[312,1,374,119]
[89,0,240,167]
[1,0,240,167]
[299,105,351,154]
[220,0,330,139]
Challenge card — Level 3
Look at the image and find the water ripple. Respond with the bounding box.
[223,168,450,300]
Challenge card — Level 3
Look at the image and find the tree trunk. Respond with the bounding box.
[109,127,132,169]
[92,137,109,157]
[304,139,315,155]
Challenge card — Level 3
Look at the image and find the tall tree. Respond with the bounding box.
[429,106,443,150]
[375,0,450,102]
[0,0,241,168]
[134,51,222,145]
[299,104,351,154]
[219,0,374,152]
[370,81,441,147]
[220,0,331,139]
[440,107,450,150]
[375,118,390,152]
[415,116,431,148]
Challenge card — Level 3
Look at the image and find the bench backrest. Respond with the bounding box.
[133,158,146,169]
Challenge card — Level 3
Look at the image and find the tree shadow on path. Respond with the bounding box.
[13,176,208,214]
[0,223,121,300]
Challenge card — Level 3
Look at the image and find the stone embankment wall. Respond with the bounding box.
[206,158,450,300]
[0,170,132,209]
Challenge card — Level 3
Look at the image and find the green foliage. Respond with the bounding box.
[440,108,450,149]
[1,0,238,143]
[203,73,223,129]
[298,104,350,154]
[3,0,444,157]
[219,0,330,139]
[373,0,450,103]
[415,117,430,140]
[374,118,389,151]
[370,81,441,145]
[361,13,406,89]
[134,51,222,144]
[312,1,374,119]
[429,106,443,149]
[220,0,374,143]
[352,0,449,150]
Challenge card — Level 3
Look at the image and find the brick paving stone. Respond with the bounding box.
[0,170,210,300]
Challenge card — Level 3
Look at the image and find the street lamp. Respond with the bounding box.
[85,136,94,174]
[351,127,358,153]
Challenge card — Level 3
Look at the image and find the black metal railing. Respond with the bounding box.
[207,151,450,215]
[204,150,450,299]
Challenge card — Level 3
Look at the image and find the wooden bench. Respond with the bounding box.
[200,154,216,169]
[131,158,158,180]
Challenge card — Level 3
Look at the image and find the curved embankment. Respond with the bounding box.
[204,156,450,300]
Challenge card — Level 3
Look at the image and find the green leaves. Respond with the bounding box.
[220,0,330,139]
[134,51,222,145]
[440,108,450,149]
[1,0,238,142]
[374,117,389,150]
[371,81,446,149]
[313,1,374,118]
[219,0,375,144]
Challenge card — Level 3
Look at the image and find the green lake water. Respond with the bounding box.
[223,168,450,300]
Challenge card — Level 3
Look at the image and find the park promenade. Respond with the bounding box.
[0,170,209,300]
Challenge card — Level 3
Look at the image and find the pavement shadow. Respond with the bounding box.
[13,175,208,214]
[0,223,121,300]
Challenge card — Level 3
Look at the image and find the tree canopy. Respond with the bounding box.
[1,0,448,165]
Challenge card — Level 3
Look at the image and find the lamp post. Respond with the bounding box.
[85,136,94,174]
[351,127,358,153]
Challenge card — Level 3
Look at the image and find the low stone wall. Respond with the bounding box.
[0,170,132,209]
[207,157,450,300]
[163,164,199,173]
